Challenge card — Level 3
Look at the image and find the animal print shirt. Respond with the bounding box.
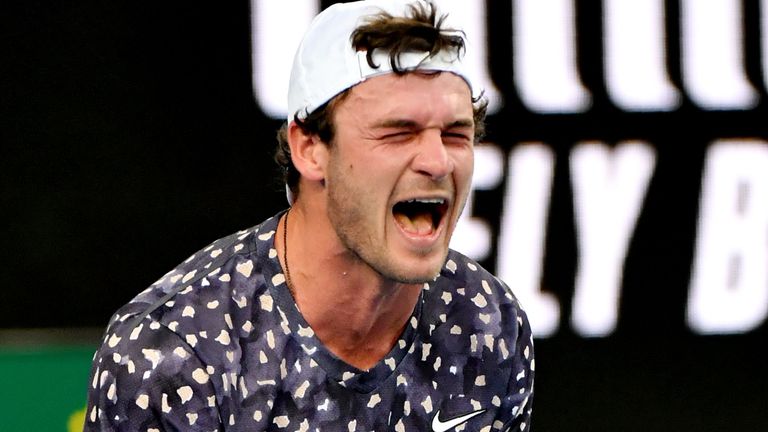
[83,211,535,431]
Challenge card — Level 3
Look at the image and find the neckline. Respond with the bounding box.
[256,211,425,393]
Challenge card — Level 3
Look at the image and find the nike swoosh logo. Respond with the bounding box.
[431,409,486,432]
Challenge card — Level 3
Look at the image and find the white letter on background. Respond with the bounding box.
[251,0,318,118]
[604,0,681,111]
[439,1,503,114]
[681,0,758,109]
[570,141,656,337]
[688,140,768,334]
[497,144,559,337]
[763,0,768,93]
[514,0,592,113]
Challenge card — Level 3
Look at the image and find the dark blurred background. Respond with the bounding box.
[1,1,766,431]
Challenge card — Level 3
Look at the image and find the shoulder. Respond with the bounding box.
[85,215,287,427]
[101,214,285,360]
[117,215,283,312]
[423,250,532,355]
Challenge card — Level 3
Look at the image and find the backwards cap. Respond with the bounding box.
[286,0,479,123]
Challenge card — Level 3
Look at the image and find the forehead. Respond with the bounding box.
[335,72,474,123]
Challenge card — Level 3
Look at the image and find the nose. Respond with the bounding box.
[411,129,453,180]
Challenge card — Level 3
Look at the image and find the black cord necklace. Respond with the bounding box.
[282,208,294,296]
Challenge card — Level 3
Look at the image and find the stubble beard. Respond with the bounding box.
[325,168,446,285]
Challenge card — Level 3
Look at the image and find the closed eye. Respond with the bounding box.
[441,130,472,144]
[382,130,412,138]
[379,130,415,143]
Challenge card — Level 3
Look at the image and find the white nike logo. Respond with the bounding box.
[431,409,486,432]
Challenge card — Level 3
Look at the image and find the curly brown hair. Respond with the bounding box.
[275,0,487,197]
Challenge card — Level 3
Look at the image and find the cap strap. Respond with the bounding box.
[356,50,462,81]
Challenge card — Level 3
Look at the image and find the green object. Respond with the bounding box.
[0,346,95,432]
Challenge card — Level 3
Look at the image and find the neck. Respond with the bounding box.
[278,205,422,370]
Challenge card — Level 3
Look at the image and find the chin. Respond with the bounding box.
[381,255,446,284]
[387,272,439,285]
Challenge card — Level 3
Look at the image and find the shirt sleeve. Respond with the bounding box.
[83,317,223,432]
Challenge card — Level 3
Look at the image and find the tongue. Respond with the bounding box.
[395,212,434,235]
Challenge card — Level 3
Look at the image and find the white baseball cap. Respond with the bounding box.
[286,0,480,123]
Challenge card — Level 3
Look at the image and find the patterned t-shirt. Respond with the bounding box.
[84,211,535,431]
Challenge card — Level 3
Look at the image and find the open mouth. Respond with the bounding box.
[392,198,449,236]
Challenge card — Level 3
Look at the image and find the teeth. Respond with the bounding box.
[407,198,445,204]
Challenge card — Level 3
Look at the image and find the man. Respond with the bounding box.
[84,1,534,430]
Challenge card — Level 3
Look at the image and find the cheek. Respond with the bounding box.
[454,151,475,188]
[327,147,355,180]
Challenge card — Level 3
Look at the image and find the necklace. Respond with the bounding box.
[282,208,294,296]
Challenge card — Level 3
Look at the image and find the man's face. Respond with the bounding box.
[324,72,475,283]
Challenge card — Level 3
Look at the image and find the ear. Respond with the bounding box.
[287,122,329,183]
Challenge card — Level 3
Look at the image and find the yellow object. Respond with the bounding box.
[67,406,86,432]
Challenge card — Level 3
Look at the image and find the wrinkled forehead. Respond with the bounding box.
[343,71,474,111]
